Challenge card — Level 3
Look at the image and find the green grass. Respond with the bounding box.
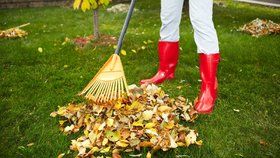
[1,0,280,157]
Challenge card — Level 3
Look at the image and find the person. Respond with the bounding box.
[140,0,221,114]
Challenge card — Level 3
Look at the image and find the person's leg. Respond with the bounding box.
[189,0,220,114]
[140,0,184,85]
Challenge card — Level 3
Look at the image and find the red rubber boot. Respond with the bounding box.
[195,53,220,114]
[140,41,179,85]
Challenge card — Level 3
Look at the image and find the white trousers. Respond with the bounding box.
[160,0,219,54]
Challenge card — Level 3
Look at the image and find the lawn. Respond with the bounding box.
[0,0,280,157]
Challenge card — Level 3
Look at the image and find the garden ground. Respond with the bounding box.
[0,0,280,157]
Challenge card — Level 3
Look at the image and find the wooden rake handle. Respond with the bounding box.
[114,0,137,55]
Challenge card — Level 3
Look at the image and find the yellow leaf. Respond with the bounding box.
[180,47,183,51]
[106,118,114,127]
[102,138,109,146]
[105,131,120,142]
[177,142,185,146]
[64,125,74,133]
[98,122,106,130]
[57,153,65,158]
[169,134,178,148]
[84,130,89,136]
[146,151,152,158]
[142,110,153,120]
[88,131,97,143]
[81,139,92,148]
[27,143,34,147]
[185,130,197,146]
[131,49,137,53]
[121,49,127,56]
[145,128,158,136]
[100,146,110,153]
[38,47,43,53]
[99,0,110,5]
[89,147,99,154]
[73,0,81,9]
[116,140,129,147]
[50,112,57,117]
[114,101,123,110]
[132,120,143,127]
[145,122,155,129]
[158,105,172,112]
[89,0,98,9]
[59,120,66,125]
[196,140,203,146]
[81,0,90,12]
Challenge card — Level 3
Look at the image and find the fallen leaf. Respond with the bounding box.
[38,47,43,53]
[259,139,268,146]
[146,151,152,158]
[121,49,127,56]
[27,143,34,147]
[57,153,65,158]
[233,109,240,112]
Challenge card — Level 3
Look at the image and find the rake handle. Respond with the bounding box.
[114,0,137,55]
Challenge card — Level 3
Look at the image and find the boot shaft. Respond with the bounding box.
[158,41,179,70]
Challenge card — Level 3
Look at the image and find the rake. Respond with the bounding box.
[80,0,137,103]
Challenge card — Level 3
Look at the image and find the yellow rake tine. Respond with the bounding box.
[99,81,109,102]
[94,81,106,102]
[90,80,102,96]
[105,81,113,102]
[102,81,111,102]
[85,80,100,97]
[114,80,118,100]
[108,81,114,101]
[120,78,124,97]
[82,77,98,94]
[102,82,110,101]
[86,82,100,100]
[123,76,129,94]
[106,81,113,102]
[110,81,116,100]
[117,78,121,99]
[99,81,107,102]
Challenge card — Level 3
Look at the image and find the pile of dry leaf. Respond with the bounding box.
[0,28,28,38]
[239,18,280,37]
[0,23,29,38]
[107,4,139,13]
[51,84,200,158]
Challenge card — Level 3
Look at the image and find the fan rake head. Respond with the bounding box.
[80,54,129,103]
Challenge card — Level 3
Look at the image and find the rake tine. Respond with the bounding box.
[114,80,118,100]
[100,81,109,102]
[110,81,116,100]
[120,78,124,97]
[106,81,113,102]
[117,78,121,99]
[102,81,110,102]
[99,81,107,102]
[94,81,106,102]
[123,76,129,94]
[109,80,114,101]
[86,81,100,101]
[85,80,100,98]
[81,77,98,95]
